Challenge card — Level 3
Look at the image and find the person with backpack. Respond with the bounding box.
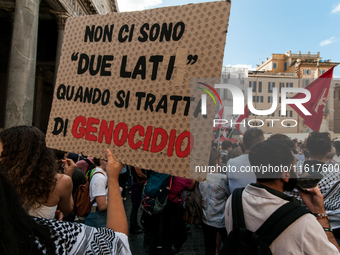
[84,157,109,228]
[119,164,128,200]
[149,175,195,255]
[223,139,340,254]
[199,146,230,255]
[140,171,175,248]
[130,166,148,234]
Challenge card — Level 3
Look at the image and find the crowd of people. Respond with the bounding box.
[1,125,340,254]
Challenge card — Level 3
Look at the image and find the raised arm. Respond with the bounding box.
[63,158,77,177]
[56,174,74,216]
[299,185,340,252]
[55,158,77,216]
[105,149,128,236]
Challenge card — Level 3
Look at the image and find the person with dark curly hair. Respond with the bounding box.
[0,148,131,255]
[0,126,75,219]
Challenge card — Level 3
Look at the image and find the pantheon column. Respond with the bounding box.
[5,0,40,128]
[52,11,69,87]
[33,67,44,129]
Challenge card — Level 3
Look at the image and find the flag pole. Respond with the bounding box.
[227,127,235,140]
[297,77,300,133]
[218,106,222,145]
[218,127,221,145]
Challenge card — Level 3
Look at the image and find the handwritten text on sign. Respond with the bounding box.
[46,2,230,178]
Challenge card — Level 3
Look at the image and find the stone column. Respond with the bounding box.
[33,67,44,129]
[5,0,40,128]
[51,11,69,87]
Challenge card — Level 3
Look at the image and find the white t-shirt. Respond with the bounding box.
[199,173,230,228]
[225,184,339,255]
[227,154,256,193]
[89,167,107,206]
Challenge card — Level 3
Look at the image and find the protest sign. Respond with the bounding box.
[46,1,231,179]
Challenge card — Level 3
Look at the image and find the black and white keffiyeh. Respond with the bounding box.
[286,161,340,229]
[33,217,130,255]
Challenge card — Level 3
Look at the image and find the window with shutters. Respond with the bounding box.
[268,82,275,93]
[249,81,257,92]
[303,69,311,75]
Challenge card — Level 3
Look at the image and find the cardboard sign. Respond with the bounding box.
[46,1,231,179]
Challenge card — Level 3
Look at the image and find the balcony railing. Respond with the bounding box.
[250,72,297,77]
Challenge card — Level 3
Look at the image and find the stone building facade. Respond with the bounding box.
[0,0,118,132]
[334,79,340,133]
[248,51,338,134]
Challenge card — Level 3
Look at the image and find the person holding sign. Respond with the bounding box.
[0,126,74,219]
[0,148,131,255]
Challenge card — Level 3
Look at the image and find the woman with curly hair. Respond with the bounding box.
[0,148,131,255]
[0,125,75,219]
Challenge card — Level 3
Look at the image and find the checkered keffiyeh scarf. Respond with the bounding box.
[286,161,340,228]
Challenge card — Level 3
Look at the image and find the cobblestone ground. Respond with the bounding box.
[124,187,206,255]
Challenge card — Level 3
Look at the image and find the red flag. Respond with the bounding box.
[213,107,224,131]
[289,67,334,131]
[235,105,249,135]
[219,136,227,142]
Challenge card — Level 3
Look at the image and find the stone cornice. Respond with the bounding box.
[110,0,119,12]
[90,0,119,14]
[0,0,14,10]
[1,0,119,17]
[76,0,96,15]
[300,62,339,67]
[45,0,85,16]
[50,10,70,30]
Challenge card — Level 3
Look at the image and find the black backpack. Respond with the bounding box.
[220,188,310,255]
